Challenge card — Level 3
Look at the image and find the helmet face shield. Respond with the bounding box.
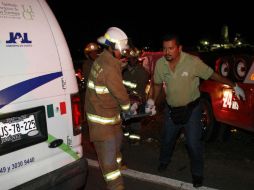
[116,39,129,53]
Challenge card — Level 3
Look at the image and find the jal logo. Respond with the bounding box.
[6,32,32,44]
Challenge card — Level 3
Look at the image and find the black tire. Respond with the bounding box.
[200,98,216,142]
[216,123,231,142]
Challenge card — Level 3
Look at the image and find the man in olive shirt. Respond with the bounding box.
[152,34,245,188]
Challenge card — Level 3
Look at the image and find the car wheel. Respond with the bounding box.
[200,98,216,142]
[216,123,231,142]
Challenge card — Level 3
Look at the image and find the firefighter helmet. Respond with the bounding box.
[84,42,100,54]
[97,27,129,52]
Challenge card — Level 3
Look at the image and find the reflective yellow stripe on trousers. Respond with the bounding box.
[87,113,121,125]
[104,169,121,182]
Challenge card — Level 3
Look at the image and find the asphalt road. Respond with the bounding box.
[82,114,254,190]
[84,165,179,190]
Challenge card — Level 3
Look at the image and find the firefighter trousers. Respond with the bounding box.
[94,128,124,190]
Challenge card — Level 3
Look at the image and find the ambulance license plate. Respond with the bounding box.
[0,114,37,140]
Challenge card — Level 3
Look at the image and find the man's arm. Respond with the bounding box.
[210,72,235,87]
[152,83,162,103]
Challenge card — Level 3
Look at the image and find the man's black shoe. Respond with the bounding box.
[157,163,168,172]
[192,175,203,188]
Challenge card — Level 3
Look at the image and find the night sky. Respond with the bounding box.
[47,0,254,58]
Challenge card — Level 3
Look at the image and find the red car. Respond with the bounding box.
[199,52,254,140]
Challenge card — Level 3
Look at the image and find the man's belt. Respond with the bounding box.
[168,97,200,110]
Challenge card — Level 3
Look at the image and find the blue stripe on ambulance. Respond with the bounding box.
[0,72,63,109]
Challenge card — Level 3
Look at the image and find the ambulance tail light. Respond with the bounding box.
[71,93,83,136]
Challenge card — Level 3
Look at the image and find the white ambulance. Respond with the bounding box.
[0,0,88,189]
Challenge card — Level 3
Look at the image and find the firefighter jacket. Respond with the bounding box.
[85,49,130,141]
[122,64,149,101]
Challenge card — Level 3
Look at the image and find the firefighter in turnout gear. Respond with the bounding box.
[80,42,101,133]
[85,27,131,190]
[122,47,149,144]
[83,42,101,89]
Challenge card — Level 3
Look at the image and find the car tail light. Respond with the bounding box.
[71,93,83,136]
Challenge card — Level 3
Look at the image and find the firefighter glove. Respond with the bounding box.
[145,98,156,116]
[233,84,246,101]
[130,102,138,115]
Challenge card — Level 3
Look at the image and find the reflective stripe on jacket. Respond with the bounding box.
[87,113,121,125]
[87,80,110,94]
[122,80,137,89]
